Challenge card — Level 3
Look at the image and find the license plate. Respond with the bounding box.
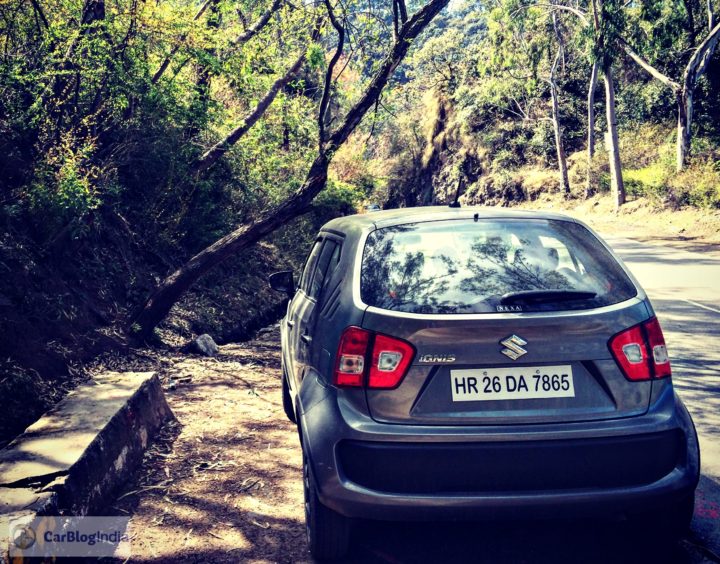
[450,366,575,402]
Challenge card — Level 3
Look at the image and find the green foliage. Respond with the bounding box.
[307,43,325,70]
[314,179,365,219]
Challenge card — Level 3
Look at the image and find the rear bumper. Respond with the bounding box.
[300,385,700,521]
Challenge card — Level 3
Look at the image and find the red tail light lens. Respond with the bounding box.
[608,316,671,381]
[333,327,415,389]
[644,317,671,378]
[369,333,415,389]
[334,326,370,387]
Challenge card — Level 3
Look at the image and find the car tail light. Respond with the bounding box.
[368,334,415,389]
[333,327,415,389]
[644,317,671,378]
[334,326,370,387]
[608,317,671,381]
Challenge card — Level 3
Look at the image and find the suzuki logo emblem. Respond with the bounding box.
[500,335,528,361]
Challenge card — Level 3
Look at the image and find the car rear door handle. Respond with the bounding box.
[286,319,295,329]
[301,334,313,345]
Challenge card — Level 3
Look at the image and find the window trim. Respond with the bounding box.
[299,238,324,294]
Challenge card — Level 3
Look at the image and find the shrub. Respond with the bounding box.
[669,159,720,209]
[622,163,672,201]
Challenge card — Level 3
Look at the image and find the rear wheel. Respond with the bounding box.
[281,364,296,424]
[303,450,350,560]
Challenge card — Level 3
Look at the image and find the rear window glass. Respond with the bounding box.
[360,219,637,314]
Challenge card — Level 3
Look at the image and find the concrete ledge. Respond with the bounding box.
[0,372,174,557]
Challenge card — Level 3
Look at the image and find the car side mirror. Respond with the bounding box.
[269,270,295,296]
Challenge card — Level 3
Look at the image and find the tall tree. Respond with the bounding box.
[621,10,720,171]
[545,0,626,207]
[586,60,599,198]
[129,0,451,338]
[549,12,570,196]
[592,0,625,210]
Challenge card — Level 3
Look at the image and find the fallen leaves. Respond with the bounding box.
[106,326,306,561]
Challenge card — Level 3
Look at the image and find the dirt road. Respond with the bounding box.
[108,327,308,563]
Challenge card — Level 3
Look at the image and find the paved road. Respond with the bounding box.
[605,236,720,560]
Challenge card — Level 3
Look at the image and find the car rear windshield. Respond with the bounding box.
[360,218,637,314]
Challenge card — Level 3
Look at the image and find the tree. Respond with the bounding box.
[543,0,626,208]
[129,0,451,339]
[591,0,625,210]
[621,10,720,171]
[585,59,599,197]
[549,12,570,196]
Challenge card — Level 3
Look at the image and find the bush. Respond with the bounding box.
[669,159,720,208]
[622,163,672,201]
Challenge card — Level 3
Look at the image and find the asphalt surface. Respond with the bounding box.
[344,235,720,563]
[606,235,720,561]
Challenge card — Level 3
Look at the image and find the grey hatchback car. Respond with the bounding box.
[269,207,699,560]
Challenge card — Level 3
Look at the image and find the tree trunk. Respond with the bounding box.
[586,60,599,198]
[130,156,328,336]
[621,21,720,171]
[676,89,693,172]
[550,14,570,197]
[129,0,451,339]
[550,57,570,196]
[191,49,308,175]
[603,67,625,210]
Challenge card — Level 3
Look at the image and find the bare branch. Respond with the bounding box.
[327,0,450,149]
[231,0,283,46]
[684,19,720,86]
[619,38,681,92]
[151,0,216,85]
[318,0,345,146]
[532,3,588,24]
[397,0,408,23]
[27,0,49,29]
[709,0,716,31]
[191,50,308,175]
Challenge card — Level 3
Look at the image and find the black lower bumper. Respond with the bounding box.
[337,430,684,495]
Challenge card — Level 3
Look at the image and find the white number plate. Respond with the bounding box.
[450,366,575,402]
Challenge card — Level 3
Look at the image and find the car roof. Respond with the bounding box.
[321,206,580,236]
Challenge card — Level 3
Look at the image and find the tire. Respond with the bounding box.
[281,364,296,424]
[303,450,350,560]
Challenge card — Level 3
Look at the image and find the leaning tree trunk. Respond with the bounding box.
[586,61,599,198]
[129,0,451,339]
[603,67,625,210]
[620,20,720,171]
[130,156,329,337]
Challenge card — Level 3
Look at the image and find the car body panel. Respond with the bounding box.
[361,298,654,424]
[275,206,700,524]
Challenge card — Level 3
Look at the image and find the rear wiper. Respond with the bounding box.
[499,290,597,305]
